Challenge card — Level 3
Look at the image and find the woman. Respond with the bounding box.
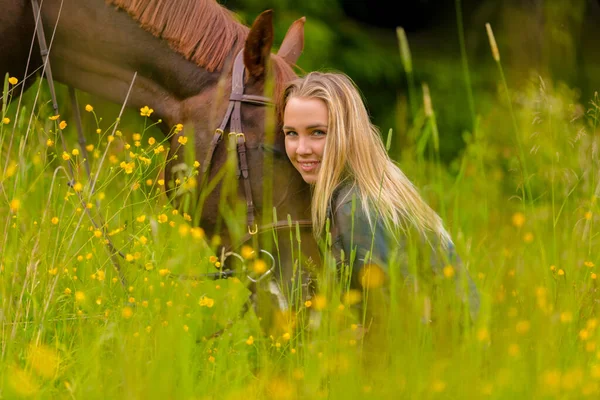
[279,71,479,325]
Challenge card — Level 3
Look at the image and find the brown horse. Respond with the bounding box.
[1,1,319,309]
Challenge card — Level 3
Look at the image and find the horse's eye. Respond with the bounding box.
[260,144,285,158]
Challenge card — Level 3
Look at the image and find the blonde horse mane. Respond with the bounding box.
[106,0,249,72]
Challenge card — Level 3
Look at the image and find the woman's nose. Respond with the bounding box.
[297,136,312,155]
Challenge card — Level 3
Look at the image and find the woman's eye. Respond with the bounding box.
[313,130,327,136]
[284,131,297,136]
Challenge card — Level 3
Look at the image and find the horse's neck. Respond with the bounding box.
[42,0,225,130]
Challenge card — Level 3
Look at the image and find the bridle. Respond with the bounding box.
[200,49,312,254]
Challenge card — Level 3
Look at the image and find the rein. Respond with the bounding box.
[30,0,312,282]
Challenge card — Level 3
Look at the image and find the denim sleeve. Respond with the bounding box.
[333,199,390,283]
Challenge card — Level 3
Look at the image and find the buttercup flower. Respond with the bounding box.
[140,106,154,117]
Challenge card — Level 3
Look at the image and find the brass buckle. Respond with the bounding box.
[236,132,245,142]
[248,224,258,235]
[215,128,224,137]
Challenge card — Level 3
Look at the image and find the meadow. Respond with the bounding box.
[1,21,599,400]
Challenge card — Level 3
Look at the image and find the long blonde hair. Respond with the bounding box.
[280,72,450,244]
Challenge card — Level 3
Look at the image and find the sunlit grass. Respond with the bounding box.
[2,22,600,399]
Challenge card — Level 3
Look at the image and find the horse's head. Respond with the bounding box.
[166,10,320,301]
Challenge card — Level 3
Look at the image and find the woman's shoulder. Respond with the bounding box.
[332,182,361,211]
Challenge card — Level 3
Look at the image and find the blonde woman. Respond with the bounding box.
[279,71,479,325]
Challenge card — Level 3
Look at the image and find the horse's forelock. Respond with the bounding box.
[107,0,249,72]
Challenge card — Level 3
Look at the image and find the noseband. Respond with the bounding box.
[201,50,312,249]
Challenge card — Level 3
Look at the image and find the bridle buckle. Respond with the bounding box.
[248,223,258,235]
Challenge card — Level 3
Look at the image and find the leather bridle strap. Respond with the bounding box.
[201,50,271,234]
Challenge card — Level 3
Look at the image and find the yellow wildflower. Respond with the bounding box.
[140,106,154,117]
[59,121,67,130]
[8,77,18,85]
[148,137,156,145]
[8,366,39,397]
[343,289,362,306]
[515,320,530,334]
[443,265,455,278]
[359,264,386,288]
[560,311,573,323]
[27,343,60,380]
[313,294,327,310]
[477,327,490,342]
[178,136,188,145]
[122,307,133,319]
[74,291,85,302]
[49,115,60,121]
[85,104,93,112]
[175,123,184,132]
[157,214,168,223]
[2,117,10,124]
[246,336,254,345]
[511,212,525,227]
[9,199,20,212]
[71,148,79,156]
[120,161,134,174]
[252,259,267,274]
[46,138,54,146]
[199,296,215,308]
[241,245,254,259]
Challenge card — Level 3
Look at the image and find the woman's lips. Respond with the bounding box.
[298,161,320,172]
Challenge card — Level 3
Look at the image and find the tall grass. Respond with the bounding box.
[1,17,600,400]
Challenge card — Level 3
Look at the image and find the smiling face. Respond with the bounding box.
[283,97,329,184]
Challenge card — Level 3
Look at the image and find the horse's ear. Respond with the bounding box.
[277,16,305,66]
[244,10,274,78]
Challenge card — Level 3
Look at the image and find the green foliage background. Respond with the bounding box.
[226,0,600,164]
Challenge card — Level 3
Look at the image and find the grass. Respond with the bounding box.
[2,18,600,400]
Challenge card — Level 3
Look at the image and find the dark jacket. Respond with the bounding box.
[325,184,480,320]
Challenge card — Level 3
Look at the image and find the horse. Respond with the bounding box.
[1,0,320,321]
